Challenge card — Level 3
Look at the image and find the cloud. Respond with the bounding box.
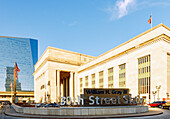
[68,21,78,26]
[105,0,170,20]
[116,0,136,18]
[105,0,136,20]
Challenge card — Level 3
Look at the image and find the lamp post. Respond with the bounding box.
[166,93,169,101]
[152,91,157,102]
[156,85,161,101]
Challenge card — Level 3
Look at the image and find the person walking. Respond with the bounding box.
[9,103,11,109]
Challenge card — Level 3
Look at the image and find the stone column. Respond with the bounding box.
[82,77,85,93]
[48,68,56,103]
[61,80,63,97]
[89,74,92,88]
[56,70,60,102]
[74,72,78,98]
[114,66,119,88]
[34,77,37,103]
[104,69,108,88]
[95,72,99,88]
[69,72,74,99]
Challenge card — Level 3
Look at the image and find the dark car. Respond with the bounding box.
[43,103,60,108]
[35,103,46,108]
[148,101,166,108]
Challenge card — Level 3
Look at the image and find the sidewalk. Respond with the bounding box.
[4,106,163,119]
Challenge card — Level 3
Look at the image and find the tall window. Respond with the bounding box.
[79,78,83,94]
[85,76,88,88]
[119,64,126,87]
[108,67,114,88]
[99,71,104,88]
[138,55,151,97]
[91,74,95,88]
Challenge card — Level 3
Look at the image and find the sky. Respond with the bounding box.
[1,0,170,59]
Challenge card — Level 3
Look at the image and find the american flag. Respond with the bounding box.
[14,61,20,79]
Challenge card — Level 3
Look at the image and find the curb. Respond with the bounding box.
[4,109,163,119]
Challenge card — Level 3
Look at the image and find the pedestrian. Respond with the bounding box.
[9,102,11,109]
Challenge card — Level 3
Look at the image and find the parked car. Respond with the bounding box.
[162,102,170,110]
[35,103,46,108]
[43,103,60,108]
[148,101,166,108]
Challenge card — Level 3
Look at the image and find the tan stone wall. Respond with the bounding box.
[167,54,170,93]
[49,48,94,65]
[78,38,170,102]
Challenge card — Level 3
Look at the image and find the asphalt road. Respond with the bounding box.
[0,106,37,119]
[134,108,170,119]
[0,106,170,119]
[118,108,170,119]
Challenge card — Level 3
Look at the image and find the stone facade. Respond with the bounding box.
[34,23,170,103]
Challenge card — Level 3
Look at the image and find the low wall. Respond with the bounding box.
[12,104,148,116]
[12,104,23,113]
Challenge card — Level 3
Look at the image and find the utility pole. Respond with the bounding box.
[156,85,161,101]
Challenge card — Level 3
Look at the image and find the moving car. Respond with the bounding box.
[162,102,170,110]
[43,103,60,108]
[148,101,166,108]
[35,103,46,108]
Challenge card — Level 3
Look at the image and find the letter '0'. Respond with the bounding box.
[66,96,71,105]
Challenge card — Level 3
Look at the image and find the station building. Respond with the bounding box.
[34,24,170,103]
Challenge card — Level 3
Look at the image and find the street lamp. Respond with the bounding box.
[156,85,161,101]
[166,93,169,100]
[152,91,157,102]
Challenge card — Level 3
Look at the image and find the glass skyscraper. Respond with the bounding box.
[0,37,38,91]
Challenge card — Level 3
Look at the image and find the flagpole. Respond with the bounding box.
[151,12,152,29]
[11,83,13,103]
[13,60,17,103]
[14,67,16,103]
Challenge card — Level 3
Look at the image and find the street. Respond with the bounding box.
[0,105,37,119]
[134,108,170,119]
[0,106,170,119]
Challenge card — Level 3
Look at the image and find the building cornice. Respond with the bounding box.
[33,58,48,76]
[34,46,95,68]
[94,23,170,59]
[33,57,81,76]
[48,46,95,58]
[78,34,170,73]
[34,47,49,68]
[34,24,170,75]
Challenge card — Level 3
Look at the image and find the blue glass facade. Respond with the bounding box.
[0,37,38,91]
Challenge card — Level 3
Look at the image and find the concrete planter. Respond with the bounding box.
[12,104,148,116]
